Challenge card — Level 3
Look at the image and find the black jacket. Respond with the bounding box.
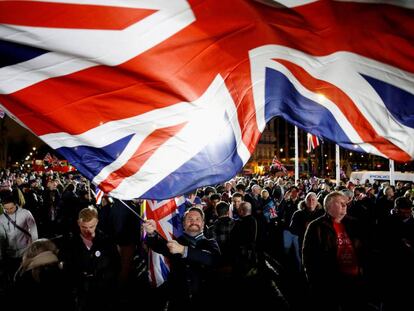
[146,232,220,309]
[13,263,74,311]
[60,229,121,310]
[302,213,364,288]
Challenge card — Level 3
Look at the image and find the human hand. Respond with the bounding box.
[143,219,157,234]
[167,240,185,255]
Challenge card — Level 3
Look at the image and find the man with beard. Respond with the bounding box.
[143,207,220,311]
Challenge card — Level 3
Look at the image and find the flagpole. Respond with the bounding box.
[295,126,299,183]
[87,180,91,202]
[389,159,395,186]
[320,140,324,178]
[335,144,340,186]
[119,199,146,222]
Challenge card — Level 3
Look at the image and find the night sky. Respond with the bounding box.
[1,115,49,163]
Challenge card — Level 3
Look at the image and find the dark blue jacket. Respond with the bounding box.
[146,232,220,309]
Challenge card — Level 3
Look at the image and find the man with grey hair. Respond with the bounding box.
[302,191,366,311]
[341,189,354,205]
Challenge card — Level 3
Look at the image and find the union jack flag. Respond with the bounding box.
[94,187,104,205]
[307,133,320,153]
[271,155,287,173]
[145,196,187,287]
[0,1,413,200]
[43,152,60,167]
[43,153,53,163]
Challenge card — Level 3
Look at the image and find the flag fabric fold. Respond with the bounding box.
[1,0,413,200]
[145,196,187,287]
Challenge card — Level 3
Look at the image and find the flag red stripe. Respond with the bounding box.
[99,123,187,193]
[311,135,319,149]
[275,58,411,162]
[0,1,156,30]
[0,63,187,135]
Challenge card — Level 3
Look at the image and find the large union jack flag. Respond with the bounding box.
[0,0,413,199]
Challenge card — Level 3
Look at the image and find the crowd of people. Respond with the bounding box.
[0,167,414,310]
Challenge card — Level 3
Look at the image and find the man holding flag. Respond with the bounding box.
[143,207,220,311]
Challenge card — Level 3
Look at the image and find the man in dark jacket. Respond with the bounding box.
[60,207,120,311]
[302,191,366,311]
[143,207,220,311]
